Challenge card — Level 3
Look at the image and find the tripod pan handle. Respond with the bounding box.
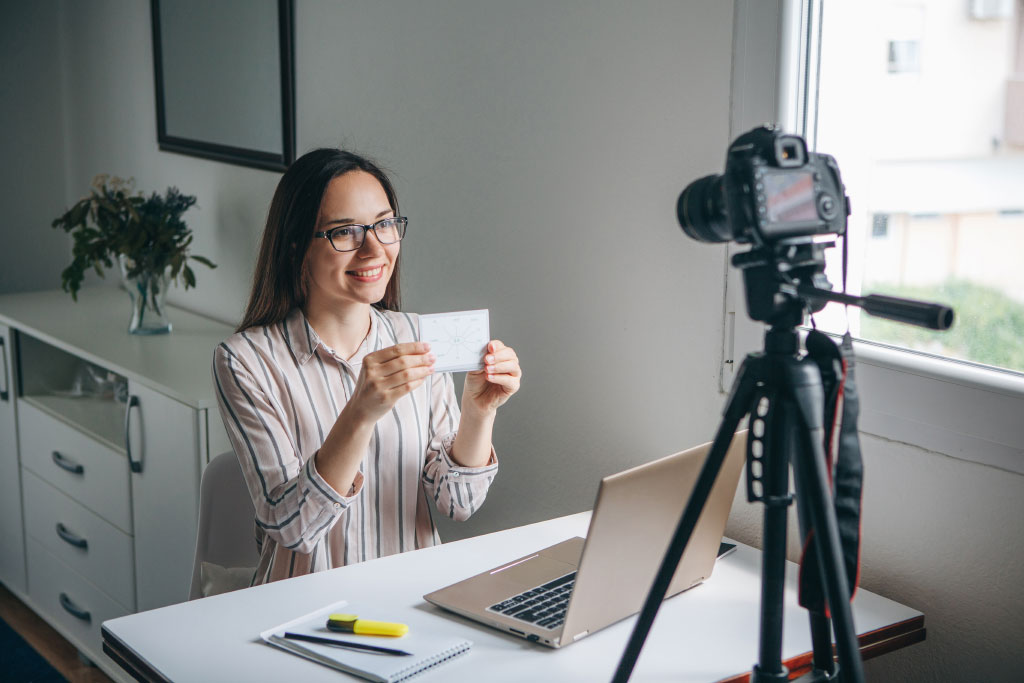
[861,294,954,330]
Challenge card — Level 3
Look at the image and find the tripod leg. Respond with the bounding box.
[792,433,838,677]
[752,394,797,682]
[788,360,865,683]
[611,355,763,683]
[808,612,836,677]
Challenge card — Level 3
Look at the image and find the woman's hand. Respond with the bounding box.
[345,342,435,426]
[462,340,521,417]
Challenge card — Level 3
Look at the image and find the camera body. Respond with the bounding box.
[678,125,848,246]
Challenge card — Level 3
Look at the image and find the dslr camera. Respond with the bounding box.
[677,125,848,246]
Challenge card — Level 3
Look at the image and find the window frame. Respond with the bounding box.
[725,0,1024,472]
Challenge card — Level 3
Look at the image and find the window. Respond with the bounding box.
[871,213,889,238]
[887,40,921,73]
[813,0,1024,376]
[884,4,924,74]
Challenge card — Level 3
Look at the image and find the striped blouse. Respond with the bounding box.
[212,308,498,585]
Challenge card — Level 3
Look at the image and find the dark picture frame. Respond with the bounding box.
[150,0,296,172]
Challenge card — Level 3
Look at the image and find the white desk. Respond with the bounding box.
[102,512,924,682]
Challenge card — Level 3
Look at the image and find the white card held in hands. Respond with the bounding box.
[419,309,490,373]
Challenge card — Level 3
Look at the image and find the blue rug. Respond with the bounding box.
[0,615,67,683]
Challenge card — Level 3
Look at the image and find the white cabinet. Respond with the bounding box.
[18,398,135,634]
[126,380,202,612]
[26,537,129,661]
[19,399,132,532]
[0,322,27,595]
[22,469,135,609]
[0,288,233,679]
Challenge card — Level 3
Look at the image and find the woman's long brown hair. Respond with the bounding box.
[236,149,402,333]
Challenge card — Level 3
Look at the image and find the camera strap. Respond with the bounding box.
[798,330,864,617]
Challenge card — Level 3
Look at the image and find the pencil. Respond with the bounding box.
[282,631,412,656]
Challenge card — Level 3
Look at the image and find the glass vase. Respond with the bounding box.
[119,255,172,335]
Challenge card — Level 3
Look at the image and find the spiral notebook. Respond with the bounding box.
[260,600,472,683]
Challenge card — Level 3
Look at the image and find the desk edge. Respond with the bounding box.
[715,614,926,683]
[102,625,171,683]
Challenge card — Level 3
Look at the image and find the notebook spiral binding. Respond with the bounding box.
[393,642,472,682]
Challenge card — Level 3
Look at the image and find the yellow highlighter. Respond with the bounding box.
[327,614,409,637]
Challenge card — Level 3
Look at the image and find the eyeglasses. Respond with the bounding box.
[314,216,408,252]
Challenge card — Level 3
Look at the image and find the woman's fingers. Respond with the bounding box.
[378,350,435,379]
[485,371,517,385]
[365,341,430,367]
[381,363,435,391]
[483,341,520,378]
[365,342,435,385]
[393,375,429,396]
[485,359,518,375]
[350,342,436,423]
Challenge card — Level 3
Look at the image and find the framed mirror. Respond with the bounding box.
[150,0,295,172]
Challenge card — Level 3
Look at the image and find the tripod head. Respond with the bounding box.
[731,241,955,333]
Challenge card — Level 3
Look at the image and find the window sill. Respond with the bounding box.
[853,340,1024,399]
[851,340,1024,475]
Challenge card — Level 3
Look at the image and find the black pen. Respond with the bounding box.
[282,631,412,656]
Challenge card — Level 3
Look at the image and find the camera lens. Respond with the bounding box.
[677,174,732,243]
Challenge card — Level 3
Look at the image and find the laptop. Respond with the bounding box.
[423,432,747,648]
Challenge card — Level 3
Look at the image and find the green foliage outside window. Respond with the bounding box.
[860,279,1024,373]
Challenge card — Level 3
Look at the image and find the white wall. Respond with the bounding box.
[2,1,1022,681]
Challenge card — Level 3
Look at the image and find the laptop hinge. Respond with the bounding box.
[572,630,589,642]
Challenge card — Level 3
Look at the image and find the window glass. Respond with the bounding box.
[812,0,1024,373]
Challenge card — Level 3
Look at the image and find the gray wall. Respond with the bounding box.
[32,0,736,533]
[1,1,1021,681]
[296,0,734,532]
[0,1,73,293]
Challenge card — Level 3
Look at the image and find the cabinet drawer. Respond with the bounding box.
[23,469,135,609]
[18,400,131,531]
[26,537,131,662]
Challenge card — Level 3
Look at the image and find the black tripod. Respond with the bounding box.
[611,243,953,683]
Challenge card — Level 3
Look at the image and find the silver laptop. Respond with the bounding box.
[423,432,747,648]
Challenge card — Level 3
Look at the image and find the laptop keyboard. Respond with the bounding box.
[487,571,576,630]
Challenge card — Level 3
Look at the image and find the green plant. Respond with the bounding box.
[860,278,1024,372]
[50,175,216,299]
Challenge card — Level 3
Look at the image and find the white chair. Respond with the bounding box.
[189,451,259,599]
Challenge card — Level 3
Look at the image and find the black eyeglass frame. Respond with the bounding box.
[314,216,408,252]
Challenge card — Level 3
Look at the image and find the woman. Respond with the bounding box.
[213,149,521,584]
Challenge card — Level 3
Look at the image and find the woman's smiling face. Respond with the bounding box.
[305,170,400,308]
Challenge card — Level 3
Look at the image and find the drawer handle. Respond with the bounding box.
[125,394,142,473]
[0,336,9,402]
[59,592,92,623]
[52,450,85,475]
[56,522,89,550]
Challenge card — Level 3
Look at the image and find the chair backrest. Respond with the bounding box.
[189,451,259,600]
